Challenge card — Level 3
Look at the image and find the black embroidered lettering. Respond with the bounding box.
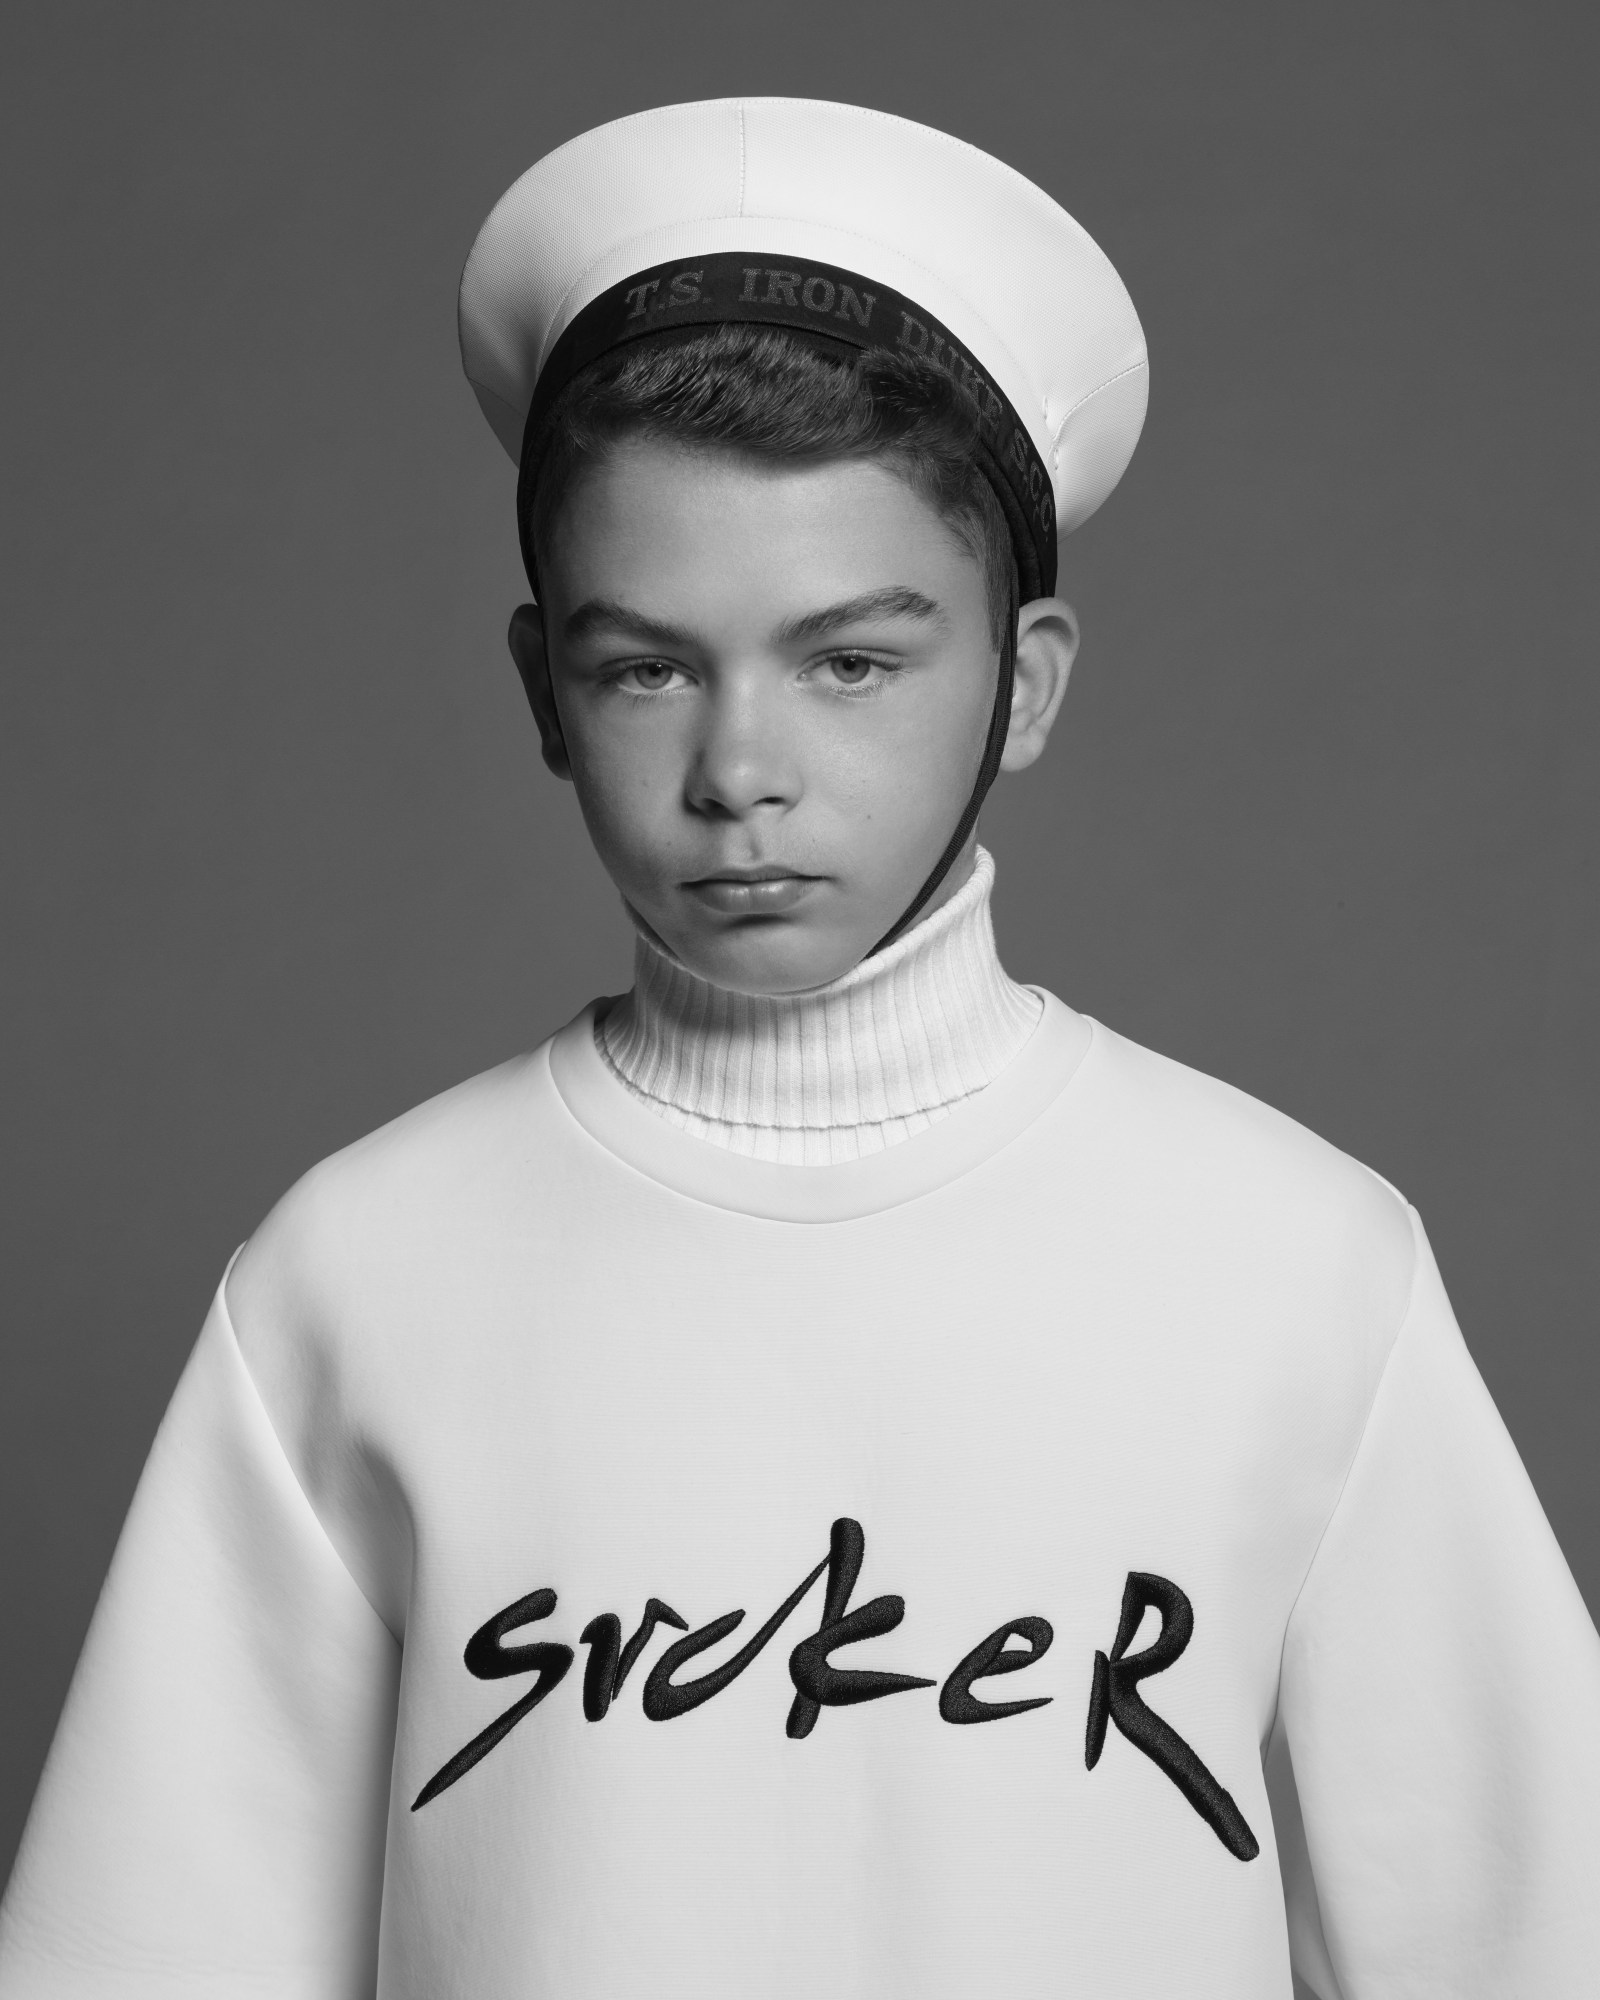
[412,1589,573,1809]
[624,279,662,319]
[763,269,803,307]
[939,1616,1054,1724]
[786,1518,935,1738]
[1085,1572,1259,1861]
[835,284,874,327]
[801,274,835,314]
[668,269,704,306]
[953,359,1002,445]
[897,310,929,356]
[580,1597,688,1721]
[642,1552,830,1722]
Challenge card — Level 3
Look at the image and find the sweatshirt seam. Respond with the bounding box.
[1267,1198,1423,1735]
[607,1080,983,1132]
[541,1004,1094,1225]
[216,1250,400,1645]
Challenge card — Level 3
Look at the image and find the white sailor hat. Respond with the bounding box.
[459,97,1147,599]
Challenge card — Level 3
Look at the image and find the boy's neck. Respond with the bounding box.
[596,846,1041,1166]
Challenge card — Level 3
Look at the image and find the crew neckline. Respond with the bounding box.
[546,991,1096,1223]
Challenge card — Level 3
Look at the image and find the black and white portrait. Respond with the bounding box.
[3,8,1595,1996]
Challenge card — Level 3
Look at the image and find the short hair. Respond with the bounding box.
[525,325,1018,646]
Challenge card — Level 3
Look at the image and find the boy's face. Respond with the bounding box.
[517,438,1072,995]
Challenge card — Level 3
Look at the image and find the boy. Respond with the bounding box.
[1,95,1596,1999]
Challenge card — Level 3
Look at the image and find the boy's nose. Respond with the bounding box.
[685,687,800,819]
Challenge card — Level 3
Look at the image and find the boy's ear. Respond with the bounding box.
[1001,598,1079,773]
[506,604,572,781]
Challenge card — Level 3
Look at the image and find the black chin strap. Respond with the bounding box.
[866,572,1019,956]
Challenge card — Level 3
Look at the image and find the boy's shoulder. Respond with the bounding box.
[225,1026,573,1354]
[1087,1015,1400,1189]
[1077,1013,1418,1305]
[225,1001,1419,1368]
[234,1000,1418,1264]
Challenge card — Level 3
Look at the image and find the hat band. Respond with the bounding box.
[516,251,1057,599]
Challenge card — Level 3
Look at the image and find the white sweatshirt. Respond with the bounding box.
[1,981,1597,1996]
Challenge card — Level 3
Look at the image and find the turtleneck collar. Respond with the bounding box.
[596,846,1041,1165]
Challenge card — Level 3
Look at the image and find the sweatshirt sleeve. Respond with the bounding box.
[1275,1207,1600,1999]
[0,1272,400,1999]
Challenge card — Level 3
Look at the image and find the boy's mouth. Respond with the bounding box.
[683,868,821,916]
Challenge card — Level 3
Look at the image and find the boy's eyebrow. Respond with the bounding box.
[563,598,699,647]
[776,587,948,643]
[562,586,949,650]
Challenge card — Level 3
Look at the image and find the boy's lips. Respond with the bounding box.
[682,869,822,916]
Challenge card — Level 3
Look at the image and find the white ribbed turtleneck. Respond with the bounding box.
[596,846,1041,1165]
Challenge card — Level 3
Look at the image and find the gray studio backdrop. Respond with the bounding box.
[3,3,1596,1875]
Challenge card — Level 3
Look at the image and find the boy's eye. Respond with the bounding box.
[822,653,880,686]
[617,660,684,693]
[803,652,899,696]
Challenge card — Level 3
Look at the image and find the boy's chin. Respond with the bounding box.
[668,919,876,997]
